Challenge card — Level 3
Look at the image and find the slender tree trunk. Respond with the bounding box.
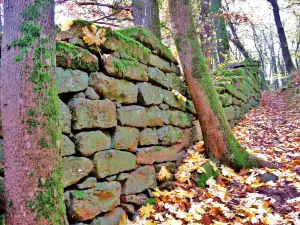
[211,0,230,63]
[267,0,295,73]
[132,0,162,40]
[1,0,65,224]
[168,0,271,170]
[198,0,213,71]
[227,22,251,59]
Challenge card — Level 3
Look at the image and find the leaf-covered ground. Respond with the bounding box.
[127,90,300,225]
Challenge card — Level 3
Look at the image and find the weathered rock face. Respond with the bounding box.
[122,166,157,195]
[74,131,111,156]
[137,82,163,105]
[117,106,148,127]
[68,98,117,130]
[139,128,158,146]
[62,157,94,188]
[68,181,121,222]
[113,126,139,151]
[136,146,177,164]
[157,126,184,145]
[56,67,88,94]
[62,135,76,157]
[93,150,137,178]
[60,100,72,134]
[91,207,125,225]
[147,106,167,127]
[89,72,138,104]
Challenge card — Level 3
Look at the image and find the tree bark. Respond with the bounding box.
[1,0,65,224]
[132,0,162,40]
[198,0,214,71]
[267,0,295,73]
[211,0,230,63]
[168,0,270,170]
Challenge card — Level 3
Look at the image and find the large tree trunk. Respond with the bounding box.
[132,0,162,40]
[1,0,65,224]
[168,0,271,170]
[267,0,295,73]
[211,0,230,64]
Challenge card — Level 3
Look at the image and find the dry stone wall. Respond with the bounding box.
[0,21,261,225]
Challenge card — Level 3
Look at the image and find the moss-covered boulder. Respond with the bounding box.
[74,131,111,156]
[93,150,136,179]
[149,54,179,74]
[56,41,99,72]
[122,166,157,195]
[223,106,235,121]
[62,157,94,188]
[166,110,193,128]
[89,72,138,104]
[136,146,177,164]
[102,55,148,82]
[68,98,117,130]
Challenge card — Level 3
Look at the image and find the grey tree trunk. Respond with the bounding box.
[1,0,65,224]
[132,0,162,40]
[267,0,295,73]
[211,0,230,63]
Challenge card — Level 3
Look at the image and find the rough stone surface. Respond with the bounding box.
[136,146,177,164]
[56,41,99,72]
[147,106,167,127]
[91,207,125,225]
[186,100,196,114]
[223,106,235,120]
[74,131,111,156]
[166,72,186,94]
[93,150,136,178]
[56,67,88,94]
[62,134,75,157]
[68,181,121,222]
[122,166,157,195]
[85,87,100,100]
[117,173,130,181]
[161,89,186,111]
[166,110,193,128]
[62,157,94,188]
[102,54,148,82]
[154,162,176,173]
[60,99,72,134]
[157,126,184,145]
[148,67,169,89]
[120,203,135,214]
[76,177,97,189]
[120,193,148,205]
[149,54,179,73]
[139,128,158,146]
[89,72,138,104]
[137,82,163,105]
[68,98,117,130]
[117,106,148,127]
[113,126,139,152]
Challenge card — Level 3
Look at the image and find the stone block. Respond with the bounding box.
[117,106,148,128]
[93,150,136,179]
[139,128,158,146]
[223,106,235,120]
[62,134,75,157]
[156,126,184,145]
[62,157,94,188]
[89,72,138,104]
[122,166,157,195]
[137,82,163,105]
[161,89,186,111]
[136,146,177,164]
[147,106,167,127]
[113,126,139,152]
[74,131,111,156]
[60,99,72,134]
[56,67,88,94]
[68,98,117,130]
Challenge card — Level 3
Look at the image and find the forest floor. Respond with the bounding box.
[129,90,300,225]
